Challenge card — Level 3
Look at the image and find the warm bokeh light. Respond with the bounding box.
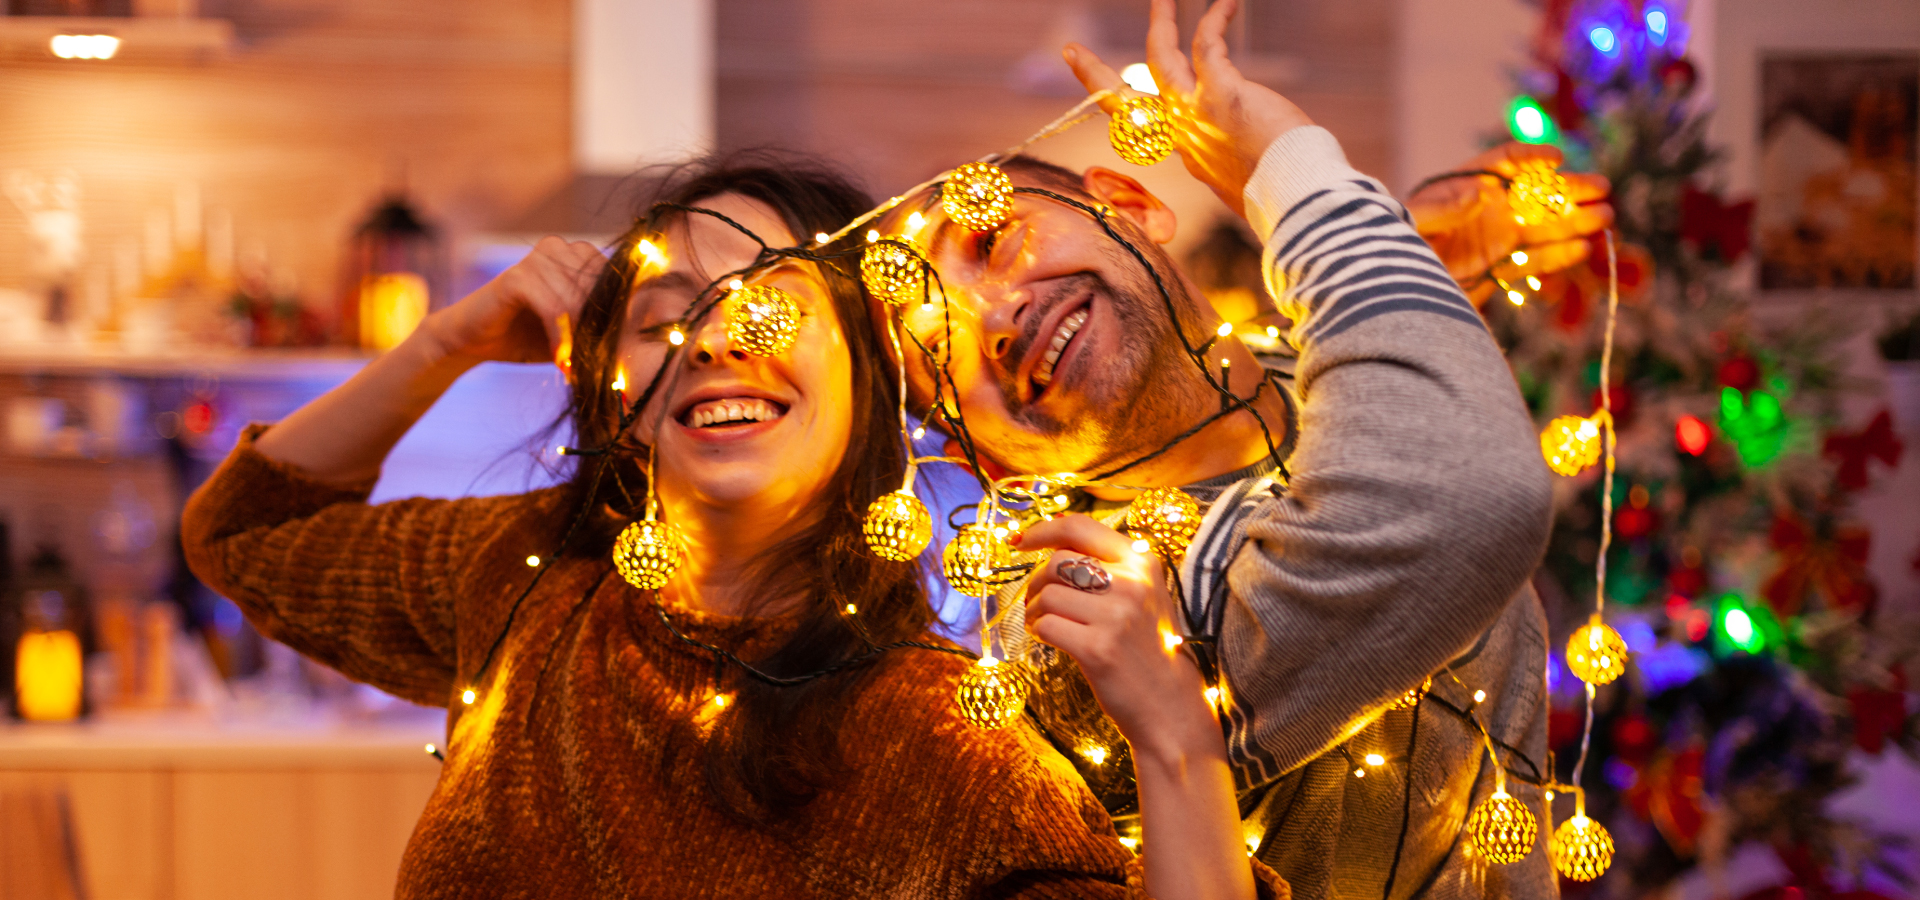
[50,34,120,60]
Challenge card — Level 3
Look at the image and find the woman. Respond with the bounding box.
[182,159,1277,899]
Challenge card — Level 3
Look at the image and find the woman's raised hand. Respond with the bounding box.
[1062,0,1314,217]
[1015,515,1214,763]
[421,236,607,370]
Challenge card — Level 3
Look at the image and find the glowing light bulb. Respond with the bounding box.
[1354,768,1366,777]
[1109,95,1175,166]
[1508,290,1526,306]
[611,372,626,392]
[1118,836,1139,851]
[1081,745,1109,765]
[1550,814,1615,881]
[1266,325,1280,338]
[1473,689,1487,703]
[1589,26,1617,54]
[1468,789,1538,864]
[814,232,830,244]
[864,490,933,561]
[906,211,926,233]
[866,229,880,243]
[729,279,744,291]
[1527,276,1542,290]
[1508,162,1579,226]
[1646,9,1669,45]
[1566,615,1630,685]
[1724,607,1755,647]
[862,239,926,307]
[712,693,729,707]
[424,743,437,755]
[1163,631,1184,651]
[1120,62,1159,95]
[461,689,476,705]
[1365,753,1386,766]
[668,328,685,346]
[942,524,1010,596]
[1541,414,1604,476]
[50,34,120,59]
[1125,487,1202,561]
[845,604,857,614]
[1512,250,1530,266]
[1130,538,1152,554]
[955,655,1028,729]
[942,162,1015,232]
[634,238,666,267]
[525,555,540,567]
[1216,321,1234,337]
[1245,834,1262,855]
[1205,686,1221,704]
[613,512,688,591]
[911,426,926,439]
[726,284,802,356]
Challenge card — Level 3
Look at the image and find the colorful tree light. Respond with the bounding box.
[1507,96,1558,145]
[1675,414,1711,456]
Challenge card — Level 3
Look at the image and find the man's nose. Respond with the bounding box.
[967,282,1032,361]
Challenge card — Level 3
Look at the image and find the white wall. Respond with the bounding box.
[1392,0,1535,193]
[574,0,714,173]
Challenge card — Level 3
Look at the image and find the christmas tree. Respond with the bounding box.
[1488,1,1914,896]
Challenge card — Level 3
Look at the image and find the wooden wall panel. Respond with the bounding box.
[0,0,572,320]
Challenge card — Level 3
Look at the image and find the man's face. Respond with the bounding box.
[897,170,1217,476]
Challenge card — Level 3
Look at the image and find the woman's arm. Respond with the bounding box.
[1017,516,1257,900]
[255,236,605,483]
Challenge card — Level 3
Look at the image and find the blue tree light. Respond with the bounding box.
[1589,25,1619,56]
[1646,8,1670,46]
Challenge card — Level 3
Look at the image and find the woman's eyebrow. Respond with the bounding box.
[634,270,700,294]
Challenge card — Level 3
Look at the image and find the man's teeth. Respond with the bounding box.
[686,397,781,428]
[1033,308,1090,388]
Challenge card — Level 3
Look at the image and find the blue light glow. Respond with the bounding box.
[1589,26,1618,55]
[1646,9,1669,45]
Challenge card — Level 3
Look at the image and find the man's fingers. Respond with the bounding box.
[1565,173,1611,204]
[1517,202,1614,246]
[1013,514,1136,562]
[1145,0,1196,98]
[1190,0,1242,82]
[1508,237,1591,278]
[1063,43,1127,113]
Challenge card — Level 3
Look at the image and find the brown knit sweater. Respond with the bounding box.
[182,426,1287,899]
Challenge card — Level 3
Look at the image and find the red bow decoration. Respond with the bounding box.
[1680,186,1755,263]
[1821,410,1903,492]
[1626,745,1706,857]
[1762,514,1877,618]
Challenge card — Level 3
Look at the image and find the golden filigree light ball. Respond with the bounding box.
[1468,790,1539,864]
[943,523,1011,597]
[726,284,801,357]
[863,490,933,561]
[1391,676,1433,711]
[1508,163,1578,226]
[1541,414,1603,476]
[942,162,1015,233]
[1567,615,1630,686]
[1549,815,1615,881]
[861,239,926,307]
[613,518,687,591]
[1109,95,1175,166]
[955,656,1029,729]
[1125,487,1202,561]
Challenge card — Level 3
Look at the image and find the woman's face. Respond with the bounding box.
[617,193,855,520]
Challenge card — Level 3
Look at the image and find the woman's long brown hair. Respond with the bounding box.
[557,153,937,823]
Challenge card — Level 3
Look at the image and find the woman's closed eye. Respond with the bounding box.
[635,321,684,343]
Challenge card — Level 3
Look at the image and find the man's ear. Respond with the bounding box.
[1082,166,1178,245]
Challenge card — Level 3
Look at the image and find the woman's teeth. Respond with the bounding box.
[1033,308,1089,388]
[685,398,782,428]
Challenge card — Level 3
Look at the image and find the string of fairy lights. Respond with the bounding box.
[432,81,1628,882]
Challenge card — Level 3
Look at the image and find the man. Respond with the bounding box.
[886,0,1610,896]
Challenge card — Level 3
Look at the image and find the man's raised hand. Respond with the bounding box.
[1063,0,1314,217]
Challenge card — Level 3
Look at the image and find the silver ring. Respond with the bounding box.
[1056,556,1112,593]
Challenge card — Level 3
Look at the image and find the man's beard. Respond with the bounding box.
[986,238,1218,476]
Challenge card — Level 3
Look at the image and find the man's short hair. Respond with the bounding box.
[1000,155,1092,200]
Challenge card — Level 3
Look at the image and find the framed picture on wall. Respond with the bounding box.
[1757,53,1919,290]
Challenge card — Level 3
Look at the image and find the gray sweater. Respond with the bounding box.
[1006,127,1558,900]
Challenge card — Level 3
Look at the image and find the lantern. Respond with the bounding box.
[344,194,442,352]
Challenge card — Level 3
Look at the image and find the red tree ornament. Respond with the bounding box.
[1821,411,1903,492]
[1717,355,1760,391]
[1679,186,1755,263]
